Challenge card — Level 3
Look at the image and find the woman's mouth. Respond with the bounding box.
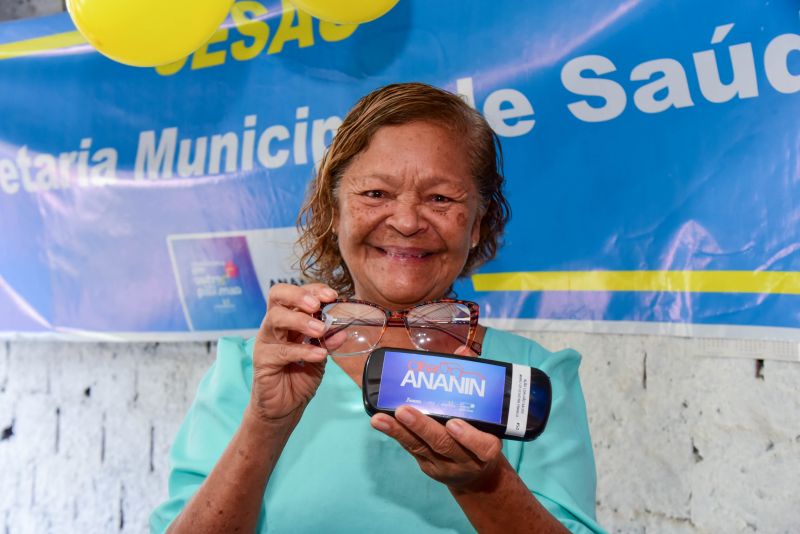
[374,246,434,261]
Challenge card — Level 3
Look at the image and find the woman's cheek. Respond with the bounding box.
[343,205,376,232]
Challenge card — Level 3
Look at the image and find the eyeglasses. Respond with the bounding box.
[314,298,482,357]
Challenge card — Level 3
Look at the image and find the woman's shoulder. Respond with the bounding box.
[482,327,582,380]
[216,335,256,361]
[199,336,256,398]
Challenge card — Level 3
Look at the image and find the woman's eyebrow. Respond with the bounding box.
[349,172,472,193]
[348,173,400,186]
[417,175,472,192]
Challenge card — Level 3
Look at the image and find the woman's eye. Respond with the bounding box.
[431,194,452,203]
[363,190,386,199]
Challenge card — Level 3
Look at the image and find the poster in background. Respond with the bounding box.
[0,0,798,341]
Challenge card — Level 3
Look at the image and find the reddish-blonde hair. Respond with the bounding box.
[297,82,511,296]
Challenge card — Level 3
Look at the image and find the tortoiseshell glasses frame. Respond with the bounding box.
[313,298,482,356]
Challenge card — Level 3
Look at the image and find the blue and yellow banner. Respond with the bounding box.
[1,0,798,340]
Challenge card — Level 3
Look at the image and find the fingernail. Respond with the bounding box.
[303,295,319,309]
[308,319,325,333]
[323,288,337,300]
[372,417,390,432]
[447,419,464,436]
[395,408,414,425]
[312,347,328,357]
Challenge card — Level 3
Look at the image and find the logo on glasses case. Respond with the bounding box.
[400,360,486,398]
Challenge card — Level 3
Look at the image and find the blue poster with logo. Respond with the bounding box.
[169,234,266,331]
[0,0,798,341]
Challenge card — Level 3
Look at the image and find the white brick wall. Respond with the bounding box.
[534,331,800,533]
[0,341,214,533]
[1,334,798,533]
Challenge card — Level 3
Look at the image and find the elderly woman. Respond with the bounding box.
[151,83,603,533]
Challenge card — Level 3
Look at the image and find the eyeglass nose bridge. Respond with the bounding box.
[385,309,410,327]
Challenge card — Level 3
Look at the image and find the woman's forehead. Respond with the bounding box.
[369,120,461,148]
[341,122,474,187]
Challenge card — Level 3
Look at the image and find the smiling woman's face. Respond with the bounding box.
[335,121,482,309]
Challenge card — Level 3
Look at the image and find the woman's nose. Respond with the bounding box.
[385,199,427,236]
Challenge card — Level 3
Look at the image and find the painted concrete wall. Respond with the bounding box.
[1,334,798,533]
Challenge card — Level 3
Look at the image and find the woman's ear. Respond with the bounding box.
[331,211,339,240]
[470,212,483,250]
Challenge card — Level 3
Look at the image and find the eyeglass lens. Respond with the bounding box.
[407,302,471,354]
[319,302,386,356]
[319,301,472,356]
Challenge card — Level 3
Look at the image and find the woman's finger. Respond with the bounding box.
[267,306,328,339]
[268,283,337,313]
[370,413,434,459]
[319,329,348,352]
[304,282,338,301]
[445,419,502,463]
[254,342,328,367]
[393,406,462,457]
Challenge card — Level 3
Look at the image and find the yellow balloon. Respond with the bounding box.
[288,0,400,24]
[66,0,234,67]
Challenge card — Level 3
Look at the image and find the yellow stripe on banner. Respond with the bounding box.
[471,271,800,295]
[0,31,87,60]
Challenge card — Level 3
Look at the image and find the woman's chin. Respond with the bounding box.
[363,281,446,308]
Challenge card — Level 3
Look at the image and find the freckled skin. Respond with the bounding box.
[336,121,483,310]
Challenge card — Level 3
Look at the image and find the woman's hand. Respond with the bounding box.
[248,283,338,426]
[370,406,503,491]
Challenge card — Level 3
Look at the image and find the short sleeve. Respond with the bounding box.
[485,329,605,534]
[149,337,257,534]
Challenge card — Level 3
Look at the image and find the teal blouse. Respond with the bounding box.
[151,328,605,533]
